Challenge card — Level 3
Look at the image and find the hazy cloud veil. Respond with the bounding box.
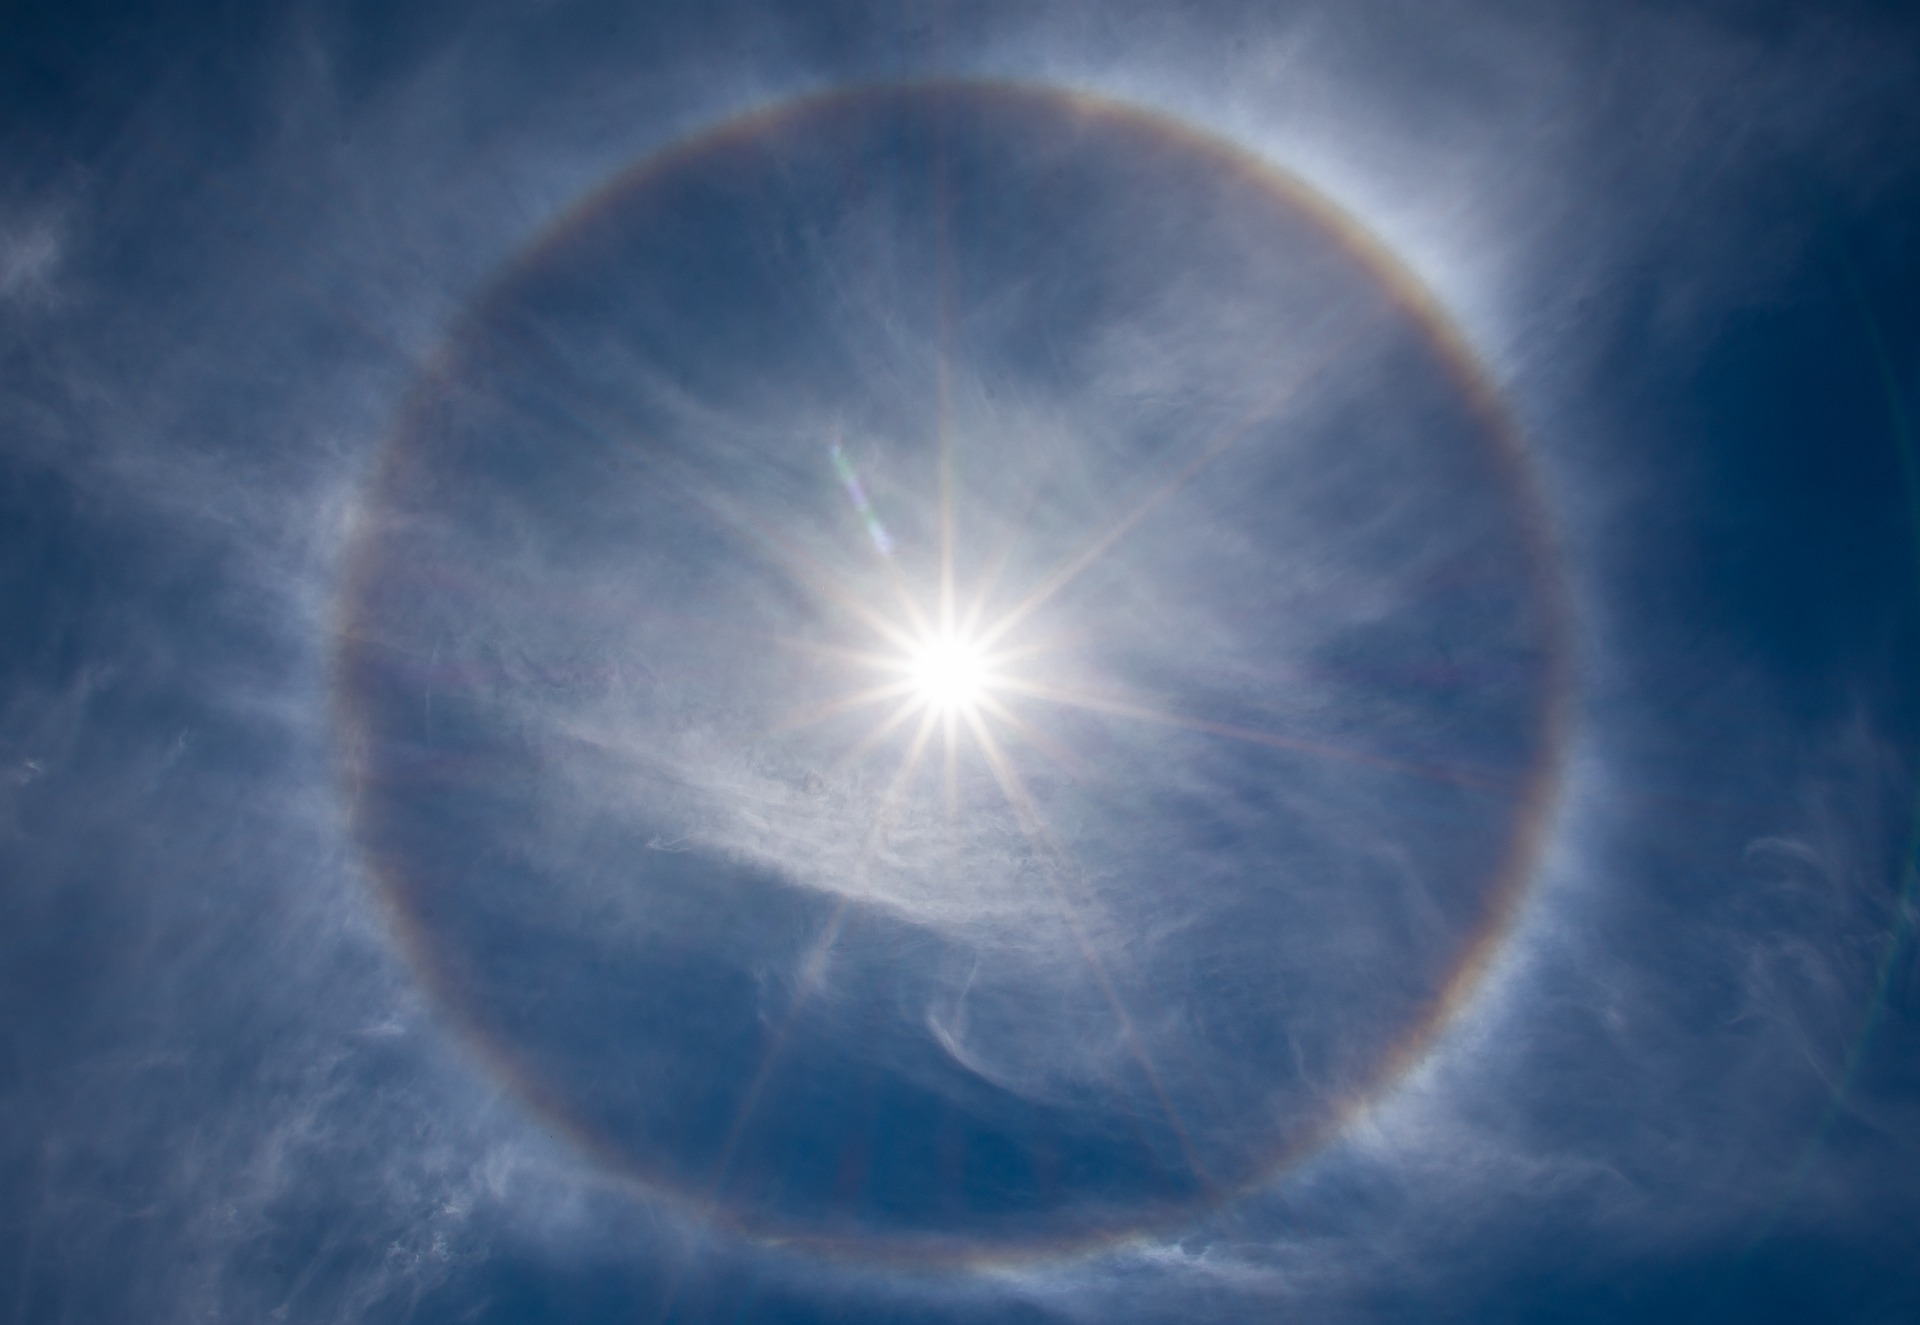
[2,3,1918,1323]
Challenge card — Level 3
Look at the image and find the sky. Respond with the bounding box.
[3,2,1920,1322]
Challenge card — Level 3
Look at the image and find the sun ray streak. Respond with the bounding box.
[769,638,917,670]
[974,693,1100,786]
[882,561,939,642]
[961,709,1216,1193]
[831,695,934,773]
[935,102,958,649]
[770,679,921,736]
[942,706,960,831]
[977,320,1368,651]
[688,483,925,654]
[960,481,1048,639]
[973,697,1253,1144]
[696,707,940,1215]
[644,716,936,1325]
[997,676,1511,791]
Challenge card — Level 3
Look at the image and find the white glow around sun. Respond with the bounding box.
[906,631,992,714]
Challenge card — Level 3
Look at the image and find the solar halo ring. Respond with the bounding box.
[334,79,1571,1264]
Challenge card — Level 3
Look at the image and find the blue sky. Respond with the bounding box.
[3,3,1919,1322]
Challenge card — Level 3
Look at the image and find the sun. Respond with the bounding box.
[905,630,993,715]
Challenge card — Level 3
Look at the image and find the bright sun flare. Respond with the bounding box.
[906,631,992,714]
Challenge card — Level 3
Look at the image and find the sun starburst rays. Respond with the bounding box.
[724,344,1476,1199]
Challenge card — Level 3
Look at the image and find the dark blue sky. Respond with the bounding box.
[3,3,1919,1323]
